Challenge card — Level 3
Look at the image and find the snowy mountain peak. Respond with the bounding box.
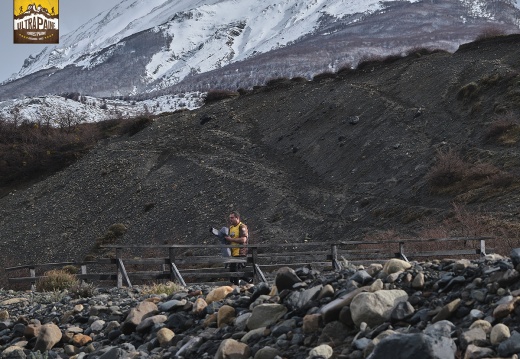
[12,0,419,82]
[2,0,520,101]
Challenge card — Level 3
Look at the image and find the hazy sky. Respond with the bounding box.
[0,0,121,82]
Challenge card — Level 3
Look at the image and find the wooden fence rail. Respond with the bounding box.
[5,237,491,289]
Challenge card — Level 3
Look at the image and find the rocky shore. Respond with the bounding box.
[2,252,520,359]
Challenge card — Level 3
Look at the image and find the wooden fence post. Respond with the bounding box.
[169,247,175,282]
[81,264,87,284]
[30,266,36,291]
[116,248,122,288]
[168,246,186,287]
[331,244,341,271]
[398,242,408,262]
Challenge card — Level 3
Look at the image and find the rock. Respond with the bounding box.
[33,323,62,352]
[493,297,520,319]
[490,323,511,345]
[317,284,334,300]
[71,333,92,346]
[215,338,251,359]
[412,272,425,289]
[307,344,333,359]
[459,328,487,350]
[206,286,234,304]
[158,299,187,312]
[318,286,369,323]
[192,297,208,315]
[463,344,496,359]
[350,289,409,327]
[390,301,415,322]
[23,323,41,339]
[285,285,323,310]
[303,314,322,333]
[318,321,349,347]
[241,327,266,343]
[254,346,280,359]
[432,299,461,323]
[1,346,26,359]
[275,267,303,291]
[498,330,520,357]
[0,310,8,320]
[247,304,288,330]
[136,314,167,332]
[382,259,411,275]
[511,248,520,267]
[351,270,373,285]
[469,320,492,333]
[121,300,158,334]
[90,319,105,332]
[217,305,236,328]
[156,327,175,346]
[368,332,456,359]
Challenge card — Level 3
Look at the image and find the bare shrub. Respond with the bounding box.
[265,77,292,88]
[489,172,515,188]
[426,148,468,188]
[204,89,239,104]
[457,82,480,101]
[61,265,79,275]
[465,162,500,182]
[483,113,520,145]
[312,71,336,81]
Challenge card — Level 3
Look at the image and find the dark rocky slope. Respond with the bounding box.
[1,35,520,282]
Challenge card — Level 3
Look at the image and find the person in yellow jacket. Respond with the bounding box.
[224,211,250,284]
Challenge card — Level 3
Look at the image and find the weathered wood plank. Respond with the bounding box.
[406,249,480,257]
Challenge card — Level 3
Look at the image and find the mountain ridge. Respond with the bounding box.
[1,0,520,101]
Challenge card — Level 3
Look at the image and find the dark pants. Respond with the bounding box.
[229,260,252,285]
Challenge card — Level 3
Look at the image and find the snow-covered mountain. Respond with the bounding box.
[1,0,520,101]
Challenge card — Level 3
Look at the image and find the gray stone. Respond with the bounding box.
[275,267,303,291]
[350,289,408,327]
[247,304,288,330]
[285,285,323,310]
[367,333,455,359]
[511,248,520,267]
[497,330,520,357]
[158,299,187,312]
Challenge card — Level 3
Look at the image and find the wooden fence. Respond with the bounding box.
[5,237,491,289]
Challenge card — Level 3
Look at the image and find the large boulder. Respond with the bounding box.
[350,290,408,328]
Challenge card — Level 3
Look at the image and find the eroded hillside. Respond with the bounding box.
[1,35,520,284]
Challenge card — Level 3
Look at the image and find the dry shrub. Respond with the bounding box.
[426,148,468,188]
[69,281,97,298]
[484,113,520,145]
[94,223,128,249]
[141,281,182,295]
[265,77,292,88]
[426,149,515,194]
[457,82,480,102]
[204,90,239,104]
[36,269,79,291]
[61,265,79,275]
[312,71,336,81]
